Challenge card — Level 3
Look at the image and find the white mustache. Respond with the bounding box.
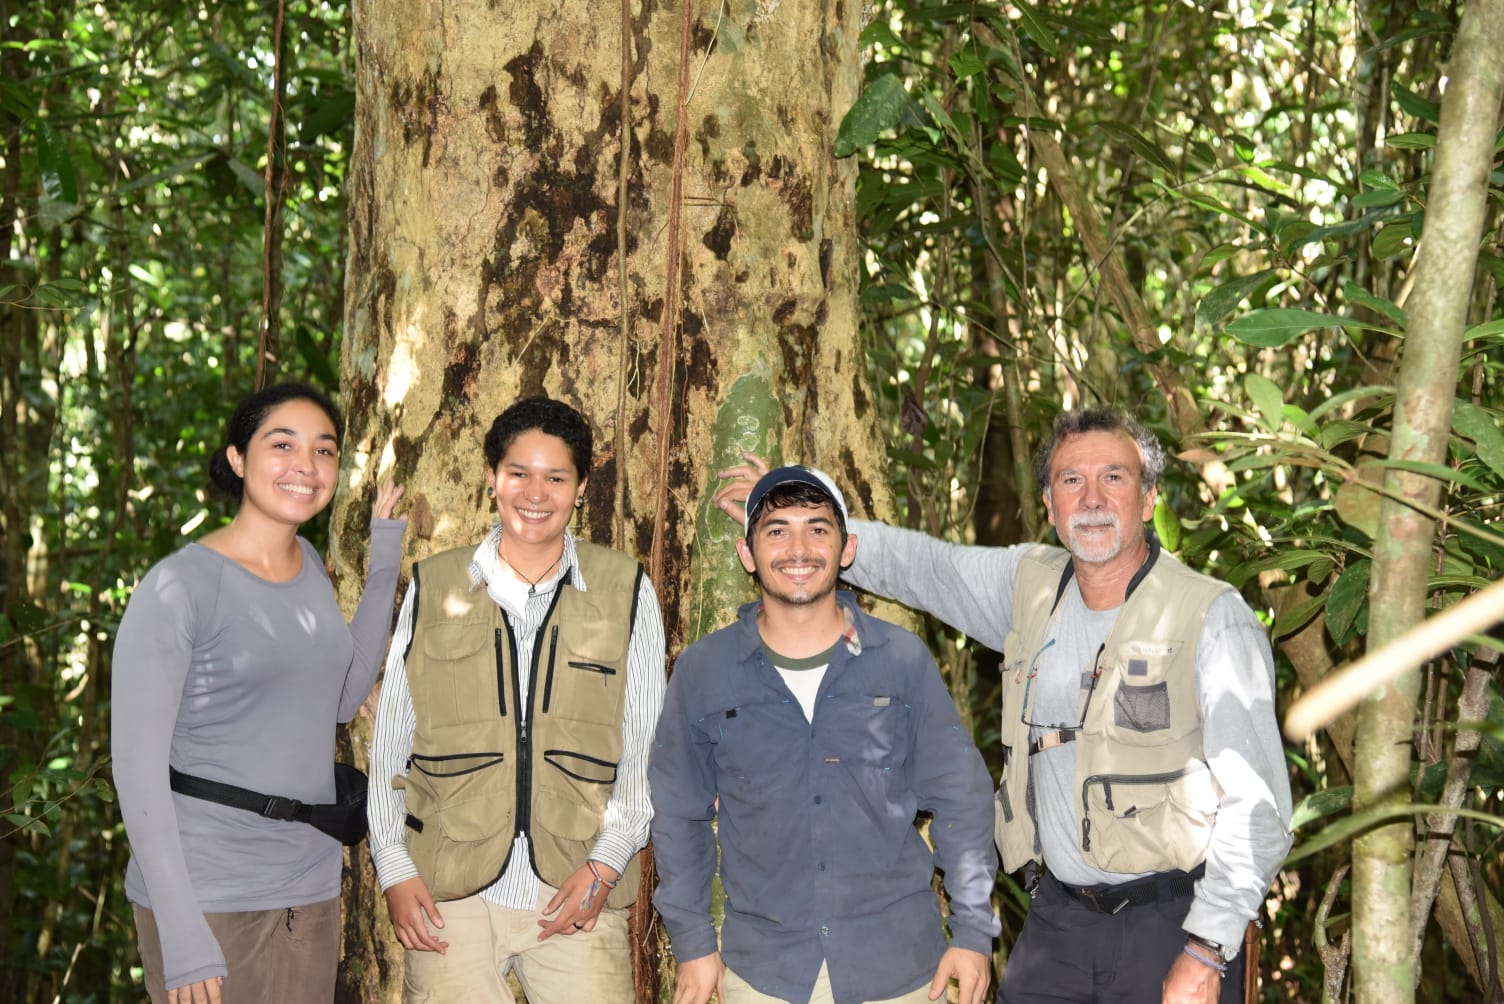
[1069,513,1120,531]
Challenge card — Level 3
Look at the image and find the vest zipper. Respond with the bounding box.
[518,586,566,857]
[1079,765,1197,852]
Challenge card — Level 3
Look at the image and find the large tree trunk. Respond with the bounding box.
[330,1,877,999]
[1351,1,1504,1002]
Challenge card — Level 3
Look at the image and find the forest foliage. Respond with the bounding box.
[1,0,1501,1001]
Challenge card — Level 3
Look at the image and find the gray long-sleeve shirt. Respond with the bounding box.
[841,519,1292,953]
[111,519,405,990]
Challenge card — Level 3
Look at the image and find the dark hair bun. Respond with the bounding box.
[208,447,244,500]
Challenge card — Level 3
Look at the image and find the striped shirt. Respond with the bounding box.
[368,526,666,907]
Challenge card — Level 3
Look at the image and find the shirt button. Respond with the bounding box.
[813,795,822,804]
[820,925,829,936]
[818,862,826,871]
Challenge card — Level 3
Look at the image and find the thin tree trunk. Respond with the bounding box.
[1352,3,1504,1001]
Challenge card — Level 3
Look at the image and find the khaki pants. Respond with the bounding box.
[133,898,339,1004]
[402,887,632,1004]
[723,961,933,1004]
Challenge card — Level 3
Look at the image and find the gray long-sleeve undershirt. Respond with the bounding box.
[841,518,1293,951]
[111,519,405,990]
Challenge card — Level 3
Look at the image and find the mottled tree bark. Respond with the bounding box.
[329,1,878,1000]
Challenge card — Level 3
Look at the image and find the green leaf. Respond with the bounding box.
[1011,0,1059,56]
[4,814,49,839]
[1097,122,1178,177]
[859,20,903,50]
[1306,384,1394,425]
[1196,271,1271,328]
[835,74,909,158]
[1334,479,1380,538]
[1244,373,1285,431]
[1370,222,1415,259]
[1290,787,1351,830]
[295,328,339,386]
[1153,498,1181,552]
[1452,401,1504,478]
[297,89,356,142]
[1287,803,1504,865]
[1318,420,1375,451]
[1274,592,1325,639]
[226,157,266,198]
[1390,81,1440,124]
[1326,559,1369,645]
[1225,309,1339,348]
[1351,189,1406,209]
[1358,169,1400,191]
[949,51,985,81]
[1464,317,1504,342]
[1386,132,1436,150]
[35,119,79,205]
[1341,282,1407,326]
[1370,458,1493,492]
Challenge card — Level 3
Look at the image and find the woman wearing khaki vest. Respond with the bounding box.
[367,397,666,1003]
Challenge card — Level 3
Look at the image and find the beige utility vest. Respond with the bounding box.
[397,540,643,907]
[995,541,1230,876]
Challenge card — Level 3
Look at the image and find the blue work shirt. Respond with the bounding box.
[650,594,999,1004]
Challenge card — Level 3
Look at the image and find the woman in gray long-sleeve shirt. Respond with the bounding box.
[111,383,406,1004]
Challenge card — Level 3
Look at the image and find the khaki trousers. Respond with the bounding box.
[402,886,632,1004]
[723,961,933,1004]
[133,898,339,1004]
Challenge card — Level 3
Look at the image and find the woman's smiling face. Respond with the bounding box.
[227,399,340,526]
[487,428,583,549]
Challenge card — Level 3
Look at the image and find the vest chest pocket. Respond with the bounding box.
[417,621,500,728]
[1093,641,1196,746]
[543,616,630,728]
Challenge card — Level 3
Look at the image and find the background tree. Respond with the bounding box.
[327,1,884,1000]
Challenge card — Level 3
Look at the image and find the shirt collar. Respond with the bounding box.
[467,524,585,593]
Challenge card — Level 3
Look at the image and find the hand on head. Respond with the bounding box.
[712,452,771,523]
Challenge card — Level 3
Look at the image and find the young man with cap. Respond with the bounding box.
[650,466,999,1004]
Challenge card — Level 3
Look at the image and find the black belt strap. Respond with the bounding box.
[1054,864,1204,914]
[169,767,312,823]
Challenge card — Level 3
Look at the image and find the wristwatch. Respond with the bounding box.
[1188,932,1238,963]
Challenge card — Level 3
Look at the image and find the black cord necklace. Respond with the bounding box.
[500,542,562,596]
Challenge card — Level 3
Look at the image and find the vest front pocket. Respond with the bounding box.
[417,620,502,728]
[406,781,517,901]
[1079,761,1217,874]
[544,625,630,728]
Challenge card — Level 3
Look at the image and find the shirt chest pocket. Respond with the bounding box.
[818,692,909,770]
[706,699,804,779]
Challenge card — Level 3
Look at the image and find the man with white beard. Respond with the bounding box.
[715,409,1293,1004]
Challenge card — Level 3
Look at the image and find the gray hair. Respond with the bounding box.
[1034,408,1167,493]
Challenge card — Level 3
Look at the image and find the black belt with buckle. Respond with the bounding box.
[1053,866,1202,914]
